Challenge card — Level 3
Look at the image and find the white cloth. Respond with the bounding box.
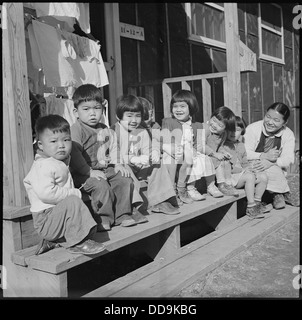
[31,20,109,88]
[187,152,215,183]
[31,2,90,33]
[244,120,295,169]
[180,119,194,164]
[23,154,81,213]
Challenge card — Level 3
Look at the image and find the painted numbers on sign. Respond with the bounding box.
[120,22,145,41]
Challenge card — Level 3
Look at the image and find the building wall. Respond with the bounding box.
[118,3,299,146]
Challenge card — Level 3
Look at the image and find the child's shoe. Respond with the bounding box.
[132,207,148,224]
[246,203,265,219]
[255,201,273,213]
[187,186,206,201]
[177,187,194,204]
[35,239,60,255]
[115,214,137,227]
[273,193,286,210]
[217,182,239,197]
[67,239,106,255]
[207,183,224,198]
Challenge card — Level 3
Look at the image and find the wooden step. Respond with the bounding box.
[84,205,299,297]
[11,191,245,274]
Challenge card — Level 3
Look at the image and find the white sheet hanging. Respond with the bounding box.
[31,20,109,88]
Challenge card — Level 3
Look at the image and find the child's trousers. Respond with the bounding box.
[74,167,134,225]
[129,161,176,208]
[32,195,97,248]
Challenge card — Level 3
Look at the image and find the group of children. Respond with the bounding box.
[24,85,271,256]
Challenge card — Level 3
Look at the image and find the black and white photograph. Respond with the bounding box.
[1,2,300,303]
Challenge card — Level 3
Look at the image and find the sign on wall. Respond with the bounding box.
[120,22,145,41]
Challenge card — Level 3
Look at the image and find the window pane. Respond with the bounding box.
[262,29,282,59]
[192,4,225,42]
[261,3,281,32]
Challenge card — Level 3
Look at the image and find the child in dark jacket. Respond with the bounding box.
[70,84,144,230]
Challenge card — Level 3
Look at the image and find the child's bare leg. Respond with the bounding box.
[254,172,268,202]
[215,162,225,184]
[236,172,256,206]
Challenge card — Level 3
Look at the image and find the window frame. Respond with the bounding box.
[258,3,285,65]
[185,2,226,49]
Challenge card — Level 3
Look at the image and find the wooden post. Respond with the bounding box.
[224,3,242,115]
[2,3,33,207]
[104,3,123,125]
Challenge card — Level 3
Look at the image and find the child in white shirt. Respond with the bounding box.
[23,114,105,255]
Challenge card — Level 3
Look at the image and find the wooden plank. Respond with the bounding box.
[84,214,251,297]
[3,3,33,207]
[224,3,241,114]
[20,215,41,249]
[162,82,172,118]
[181,81,191,90]
[12,191,246,274]
[162,72,227,84]
[3,205,31,220]
[104,3,123,126]
[202,78,212,122]
[109,206,299,297]
[144,225,181,260]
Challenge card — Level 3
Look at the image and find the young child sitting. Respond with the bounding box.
[202,106,239,197]
[23,115,105,255]
[111,94,180,215]
[70,84,143,229]
[161,90,219,204]
[219,116,272,219]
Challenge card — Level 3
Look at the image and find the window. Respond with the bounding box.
[185,3,226,49]
[258,3,284,64]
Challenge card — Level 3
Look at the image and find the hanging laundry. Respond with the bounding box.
[31,20,109,88]
[28,23,43,70]
[30,2,91,33]
[32,19,77,87]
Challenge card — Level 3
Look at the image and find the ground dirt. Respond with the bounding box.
[177,174,300,299]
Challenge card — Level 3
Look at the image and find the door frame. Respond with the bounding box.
[104,3,123,125]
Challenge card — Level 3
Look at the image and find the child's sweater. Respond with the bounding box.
[23,153,81,213]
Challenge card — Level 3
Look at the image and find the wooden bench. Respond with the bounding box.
[4,190,247,297]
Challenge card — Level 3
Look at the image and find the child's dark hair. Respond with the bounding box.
[138,96,153,121]
[116,95,144,120]
[211,106,236,150]
[35,114,70,140]
[235,116,246,135]
[72,84,104,109]
[266,102,290,122]
[170,90,199,117]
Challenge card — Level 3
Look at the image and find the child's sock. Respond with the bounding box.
[247,201,256,208]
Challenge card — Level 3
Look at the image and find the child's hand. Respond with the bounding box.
[90,169,107,180]
[140,155,149,166]
[213,152,225,161]
[151,149,160,163]
[222,152,232,160]
[114,164,131,177]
